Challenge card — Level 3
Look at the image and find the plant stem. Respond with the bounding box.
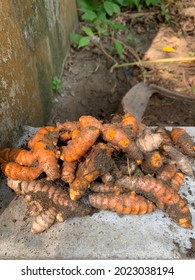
[111,57,195,71]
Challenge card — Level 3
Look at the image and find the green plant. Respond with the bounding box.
[52,76,61,91]
[160,2,171,23]
[71,0,161,60]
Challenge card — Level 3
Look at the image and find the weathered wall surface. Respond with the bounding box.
[0,0,77,147]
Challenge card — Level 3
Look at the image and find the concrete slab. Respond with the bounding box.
[0,127,194,259]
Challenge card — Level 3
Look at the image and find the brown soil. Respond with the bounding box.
[48,2,195,127]
[48,49,131,124]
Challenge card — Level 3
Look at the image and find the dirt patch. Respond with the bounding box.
[48,1,195,126]
[143,94,195,126]
[48,49,131,124]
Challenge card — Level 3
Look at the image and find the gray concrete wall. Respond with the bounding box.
[0,0,77,147]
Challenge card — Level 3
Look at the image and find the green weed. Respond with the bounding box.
[52,76,61,91]
[71,0,161,59]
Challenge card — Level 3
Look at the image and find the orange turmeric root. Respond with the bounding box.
[31,207,57,234]
[71,129,81,139]
[121,112,138,138]
[90,182,129,194]
[0,148,36,165]
[171,172,184,192]
[0,128,60,181]
[59,130,72,141]
[60,126,100,162]
[59,129,81,141]
[116,175,192,229]
[171,128,195,157]
[89,191,156,214]
[162,145,193,176]
[1,162,42,181]
[56,121,80,132]
[28,126,59,149]
[33,141,60,181]
[141,151,163,174]
[79,115,103,130]
[25,126,61,181]
[7,178,92,215]
[69,143,114,200]
[157,164,177,182]
[101,123,143,164]
[61,160,77,184]
[7,178,94,233]
[157,164,184,192]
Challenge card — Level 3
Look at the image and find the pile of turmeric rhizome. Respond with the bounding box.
[0,113,194,233]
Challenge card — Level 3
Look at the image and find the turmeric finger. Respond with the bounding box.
[116,175,192,229]
[33,141,60,181]
[90,182,129,194]
[31,207,57,234]
[89,191,156,214]
[7,178,93,217]
[157,164,177,182]
[60,126,100,162]
[79,115,103,130]
[28,126,59,148]
[171,128,195,157]
[0,148,19,162]
[141,151,163,174]
[101,123,143,163]
[157,164,184,192]
[7,178,93,234]
[0,148,36,165]
[1,162,42,181]
[69,143,114,200]
[162,145,193,176]
[121,112,138,138]
[61,160,77,184]
[171,172,184,192]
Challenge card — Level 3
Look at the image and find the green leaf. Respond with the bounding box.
[134,0,142,11]
[116,0,129,7]
[134,169,141,176]
[103,1,120,16]
[78,0,100,11]
[95,25,108,35]
[52,76,61,91]
[113,3,121,14]
[96,11,107,22]
[70,32,83,45]
[81,11,97,22]
[78,37,90,48]
[114,40,123,58]
[81,26,94,36]
[161,3,166,16]
[145,0,160,6]
[106,20,127,30]
[77,0,90,10]
[103,1,114,16]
